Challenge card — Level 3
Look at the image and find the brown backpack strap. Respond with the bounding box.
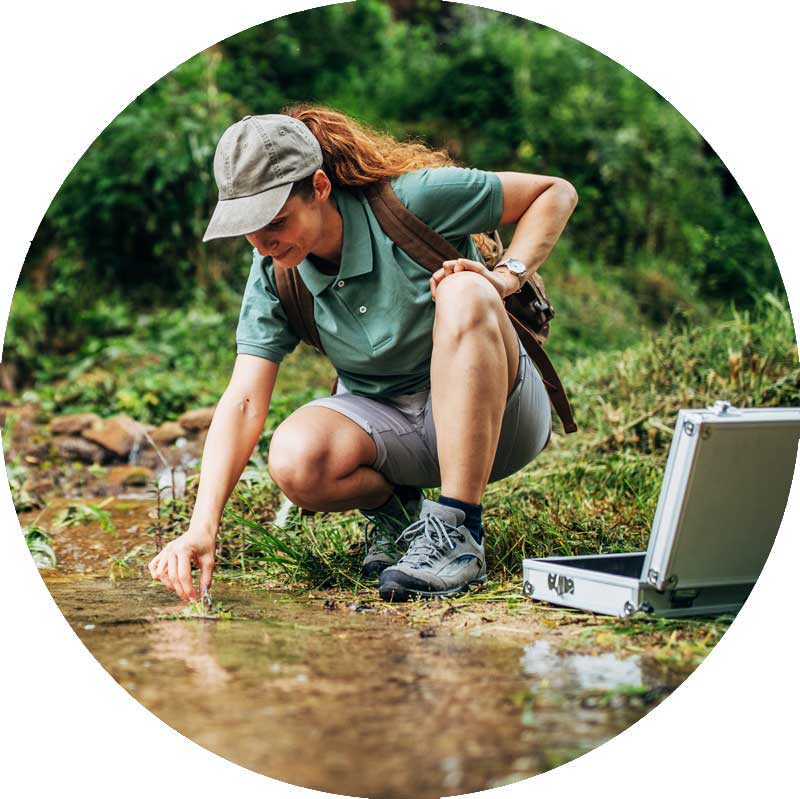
[363,182,462,268]
[273,262,325,355]
[507,312,578,434]
[365,181,577,434]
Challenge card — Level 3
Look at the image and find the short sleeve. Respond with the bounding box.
[390,167,503,240]
[236,251,301,363]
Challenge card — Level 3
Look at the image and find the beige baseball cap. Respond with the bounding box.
[202,114,323,242]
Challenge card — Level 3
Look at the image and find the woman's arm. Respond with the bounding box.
[430,171,578,300]
[148,354,279,600]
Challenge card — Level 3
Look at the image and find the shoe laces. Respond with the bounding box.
[363,513,404,555]
[395,514,465,569]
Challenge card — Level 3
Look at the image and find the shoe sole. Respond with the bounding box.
[378,575,488,603]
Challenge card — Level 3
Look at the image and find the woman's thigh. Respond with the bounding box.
[421,345,552,485]
[303,389,440,487]
[486,348,552,482]
[268,404,378,483]
[300,346,551,489]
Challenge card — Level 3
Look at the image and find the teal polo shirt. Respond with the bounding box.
[236,166,503,397]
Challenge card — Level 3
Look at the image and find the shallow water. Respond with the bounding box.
[46,574,684,798]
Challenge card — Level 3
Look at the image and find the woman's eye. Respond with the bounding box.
[269,218,286,230]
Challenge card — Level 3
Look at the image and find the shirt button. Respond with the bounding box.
[359,305,367,314]
[337,280,345,288]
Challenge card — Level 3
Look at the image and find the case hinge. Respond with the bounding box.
[623,601,655,617]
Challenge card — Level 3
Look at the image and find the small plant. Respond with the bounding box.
[181,597,233,620]
[23,526,57,568]
[109,544,150,581]
[54,499,116,535]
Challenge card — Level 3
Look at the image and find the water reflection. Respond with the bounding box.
[521,640,642,691]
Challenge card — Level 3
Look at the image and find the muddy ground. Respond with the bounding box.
[14,496,724,798]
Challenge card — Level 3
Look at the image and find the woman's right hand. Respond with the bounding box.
[148,527,216,602]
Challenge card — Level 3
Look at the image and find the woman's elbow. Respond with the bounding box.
[555,178,578,211]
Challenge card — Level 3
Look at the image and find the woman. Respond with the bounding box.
[148,106,577,603]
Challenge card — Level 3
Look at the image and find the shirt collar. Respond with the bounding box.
[297,187,374,297]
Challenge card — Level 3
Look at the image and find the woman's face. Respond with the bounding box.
[245,174,332,268]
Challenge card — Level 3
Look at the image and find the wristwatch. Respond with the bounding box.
[495,258,527,293]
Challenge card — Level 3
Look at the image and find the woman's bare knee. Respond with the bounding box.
[268,434,323,507]
[433,271,504,338]
[267,408,378,508]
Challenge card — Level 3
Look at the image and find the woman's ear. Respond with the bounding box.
[312,169,332,202]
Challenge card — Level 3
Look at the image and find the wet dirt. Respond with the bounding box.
[48,576,684,798]
[18,498,154,574]
[41,577,686,796]
[19,498,693,797]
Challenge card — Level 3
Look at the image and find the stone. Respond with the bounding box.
[149,421,186,445]
[107,465,154,487]
[49,412,101,435]
[82,414,145,458]
[178,407,216,431]
[54,436,108,464]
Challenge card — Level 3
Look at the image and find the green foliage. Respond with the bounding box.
[23,526,57,569]
[8,296,240,423]
[41,52,242,298]
[230,508,366,590]
[54,500,116,535]
[6,459,43,512]
[8,0,779,342]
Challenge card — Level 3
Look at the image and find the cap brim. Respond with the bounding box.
[202,182,294,242]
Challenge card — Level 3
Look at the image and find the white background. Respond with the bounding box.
[1,2,797,797]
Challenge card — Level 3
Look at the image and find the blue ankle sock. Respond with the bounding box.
[436,495,482,543]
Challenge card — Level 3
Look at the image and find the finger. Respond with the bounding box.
[177,550,196,600]
[198,555,215,596]
[430,276,436,301]
[154,551,170,580]
[454,259,485,274]
[442,258,479,270]
[166,552,181,596]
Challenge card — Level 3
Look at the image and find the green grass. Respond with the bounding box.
[171,292,796,590]
[23,525,57,569]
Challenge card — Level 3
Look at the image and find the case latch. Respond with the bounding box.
[708,400,740,416]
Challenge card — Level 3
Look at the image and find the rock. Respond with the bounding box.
[22,477,54,494]
[54,436,108,464]
[107,465,154,487]
[48,412,101,435]
[149,421,186,445]
[178,407,216,432]
[22,441,54,462]
[82,414,145,458]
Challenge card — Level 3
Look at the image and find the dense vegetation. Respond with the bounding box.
[4,0,785,404]
[156,296,798,588]
[3,2,796,590]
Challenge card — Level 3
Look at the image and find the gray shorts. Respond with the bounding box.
[303,343,552,488]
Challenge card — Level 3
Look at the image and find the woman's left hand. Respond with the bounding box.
[430,257,519,301]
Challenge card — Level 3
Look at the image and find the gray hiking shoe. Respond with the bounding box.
[378,499,487,602]
[360,488,423,579]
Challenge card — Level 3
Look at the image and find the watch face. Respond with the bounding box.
[504,259,526,276]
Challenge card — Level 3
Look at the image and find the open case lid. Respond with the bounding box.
[642,403,800,591]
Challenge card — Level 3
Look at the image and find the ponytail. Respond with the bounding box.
[282,103,455,187]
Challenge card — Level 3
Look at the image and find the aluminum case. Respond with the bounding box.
[522,403,800,617]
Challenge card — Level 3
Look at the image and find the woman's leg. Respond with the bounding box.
[430,271,521,503]
[267,407,393,512]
